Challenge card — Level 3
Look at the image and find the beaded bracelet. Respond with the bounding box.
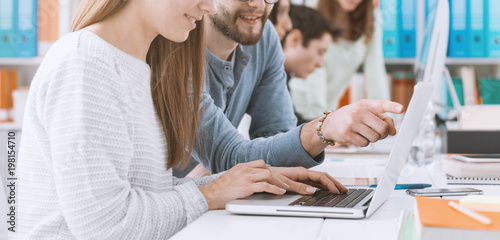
[316,110,335,146]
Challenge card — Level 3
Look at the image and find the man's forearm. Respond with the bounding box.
[197,95,324,173]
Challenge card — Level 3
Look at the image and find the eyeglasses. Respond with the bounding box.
[239,0,279,4]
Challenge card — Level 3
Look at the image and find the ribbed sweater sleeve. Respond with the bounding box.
[173,172,223,187]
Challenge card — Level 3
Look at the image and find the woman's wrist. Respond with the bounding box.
[199,185,218,210]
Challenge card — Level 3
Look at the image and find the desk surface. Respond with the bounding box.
[171,154,499,240]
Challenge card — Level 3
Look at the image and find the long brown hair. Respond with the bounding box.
[71,0,205,169]
[269,0,280,24]
[317,0,374,44]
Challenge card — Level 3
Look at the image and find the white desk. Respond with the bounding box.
[171,154,498,240]
[171,210,324,240]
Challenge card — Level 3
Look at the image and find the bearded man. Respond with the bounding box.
[174,0,403,178]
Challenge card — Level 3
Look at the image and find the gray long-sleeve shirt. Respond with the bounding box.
[175,21,325,176]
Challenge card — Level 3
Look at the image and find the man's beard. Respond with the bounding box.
[210,7,267,45]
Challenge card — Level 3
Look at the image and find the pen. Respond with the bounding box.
[449,201,492,225]
[369,184,432,189]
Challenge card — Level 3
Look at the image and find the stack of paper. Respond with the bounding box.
[460,195,500,211]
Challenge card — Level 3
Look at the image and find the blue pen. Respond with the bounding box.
[369,184,432,190]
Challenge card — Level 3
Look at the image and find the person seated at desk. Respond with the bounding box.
[289,0,391,121]
[14,0,348,239]
[278,5,342,124]
[176,0,404,178]
[268,0,293,41]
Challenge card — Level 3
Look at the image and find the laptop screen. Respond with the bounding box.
[366,82,435,217]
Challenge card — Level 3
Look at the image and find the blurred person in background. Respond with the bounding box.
[289,0,390,121]
[278,5,342,124]
[269,0,293,41]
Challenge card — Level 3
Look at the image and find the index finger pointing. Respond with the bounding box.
[366,100,403,115]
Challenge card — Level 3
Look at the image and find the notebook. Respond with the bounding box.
[441,157,500,178]
[226,82,435,219]
[414,197,500,240]
[447,176,500,185]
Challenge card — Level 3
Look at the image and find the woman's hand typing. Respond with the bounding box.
[199,160,348,210]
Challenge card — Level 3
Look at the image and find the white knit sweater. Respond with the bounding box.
[13,30,218,239]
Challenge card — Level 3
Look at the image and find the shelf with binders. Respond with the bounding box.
[381,0,500,68]
[0,0,80,83]
[0,0,80,131]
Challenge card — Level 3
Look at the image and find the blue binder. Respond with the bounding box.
[399,0,416,57]
[449,0,468,57]
[467,0,487,57]
[16,0,37,57]
[487,0,500,58]
[0,0,17,57]
[381,0,399,58]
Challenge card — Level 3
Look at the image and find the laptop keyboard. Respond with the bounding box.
[288,188,373,208]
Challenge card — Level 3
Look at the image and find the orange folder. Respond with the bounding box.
[8,70,17,110]
[1,69,9,122]
[0,69,17,122]
[0,70,7,110]
[416,197,500,231]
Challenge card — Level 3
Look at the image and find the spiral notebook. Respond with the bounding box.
[447,176,500,185]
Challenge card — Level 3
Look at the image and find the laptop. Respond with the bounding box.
[226,82,434,219]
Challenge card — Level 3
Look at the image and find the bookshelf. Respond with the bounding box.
[294,0,500,77]
[0,0,80,130]
[384,0,500,75]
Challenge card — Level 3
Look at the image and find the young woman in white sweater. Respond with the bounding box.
[15,0,347,239]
